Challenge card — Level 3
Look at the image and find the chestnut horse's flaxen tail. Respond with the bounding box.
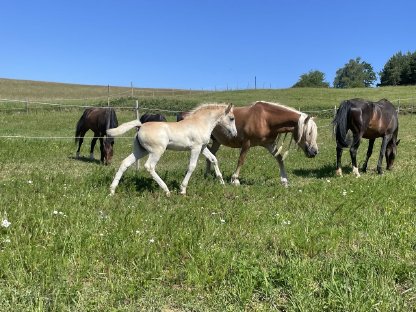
[333,100,352,148]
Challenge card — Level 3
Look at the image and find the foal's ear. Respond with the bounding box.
[396,139,401,146]
[304,115,311,124]
[225,103,233,114]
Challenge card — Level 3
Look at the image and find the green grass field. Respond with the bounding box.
[0,80,415,311]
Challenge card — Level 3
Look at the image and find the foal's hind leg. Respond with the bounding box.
[362,138,375,173]
[144,151,171,196]
[110,140,148,195]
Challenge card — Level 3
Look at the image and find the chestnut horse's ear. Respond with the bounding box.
[396,139,401,146]
[225,103,233,114]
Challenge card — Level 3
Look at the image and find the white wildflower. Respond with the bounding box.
[326,179,331,183]
[149,238,155,243]
[220,219,226,224]
[28,180,33,184]
[342,190,347,196]
[1,219,11,228]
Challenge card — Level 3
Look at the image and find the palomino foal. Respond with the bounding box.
[107,103,237,196]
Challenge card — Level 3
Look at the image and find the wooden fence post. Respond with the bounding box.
[135,100,139,120]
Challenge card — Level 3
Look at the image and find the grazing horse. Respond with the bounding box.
[107,103,237,196]
[75,107,118,165]
[207,101,318,186]
[333,98,400,176]
[140,113,167,123]
[176,111,190,122]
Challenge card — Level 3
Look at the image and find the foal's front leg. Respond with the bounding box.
[180,148,202,195]
[202,147,224,184]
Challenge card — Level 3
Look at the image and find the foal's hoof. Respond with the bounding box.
[231,179,240,186]
[165,191,171,197]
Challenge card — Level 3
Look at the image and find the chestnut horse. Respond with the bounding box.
[107,103,237,196]
[75,107,118,165]
[207,101,318,186]
[333,98,400,176]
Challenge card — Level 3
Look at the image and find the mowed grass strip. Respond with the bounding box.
[0,93,415,310]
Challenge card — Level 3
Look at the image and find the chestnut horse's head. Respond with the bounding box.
[297,114,318,158]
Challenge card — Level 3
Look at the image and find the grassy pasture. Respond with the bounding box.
[0,82,416,311]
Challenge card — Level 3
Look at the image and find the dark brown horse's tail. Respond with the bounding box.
[75,109,89,144]
[107,108,118,131]
[333,100,351,148]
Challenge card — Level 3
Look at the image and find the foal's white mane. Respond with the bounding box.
[254,101,314,144]
[187,103,229,117]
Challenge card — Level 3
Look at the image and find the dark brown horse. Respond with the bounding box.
[207,101,318,186]
[140,113,167,123]
[333,98,400,176]
[75,107,118,165]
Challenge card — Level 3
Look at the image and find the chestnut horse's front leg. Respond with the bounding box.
[231,140,251,186]
[266,143,288,187]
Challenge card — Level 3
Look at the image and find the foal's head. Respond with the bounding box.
[385,137,400,170]
[103,136,115,165]
[217,104,237,138]
[297,115,318,158]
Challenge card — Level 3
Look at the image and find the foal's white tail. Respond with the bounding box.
[107,120,142,137]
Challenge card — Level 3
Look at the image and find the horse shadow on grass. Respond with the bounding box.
[118,173,181,194]
[69,156,101,165]
[292,164,344,179]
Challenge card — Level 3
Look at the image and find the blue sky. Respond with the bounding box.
[1,0,415,90]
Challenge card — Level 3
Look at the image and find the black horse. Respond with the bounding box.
[333,98,400,176]
[75,107,118,165]
[140,113,167,123]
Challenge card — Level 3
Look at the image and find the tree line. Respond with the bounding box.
[292,51,416,88]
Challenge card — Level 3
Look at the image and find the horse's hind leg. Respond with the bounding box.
[180,148,203,195]
[144,151,171,196]
[90,135,99,160]
[110,140,148,195]
[362,138,375,173]
[76,133,85,158]
[335,145,343,176]
[377,135,391,174]
[349,135,362,177]
[202,147,224,185]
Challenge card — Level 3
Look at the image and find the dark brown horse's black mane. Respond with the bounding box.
[140,113,167,123]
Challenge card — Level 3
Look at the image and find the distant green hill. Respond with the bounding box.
[1,78,416,114]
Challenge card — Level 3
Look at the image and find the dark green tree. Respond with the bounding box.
[333,57,377,88]
[379,51,412,86]
[292,70,330,88]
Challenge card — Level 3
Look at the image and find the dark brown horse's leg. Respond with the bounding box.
[335,145,343,176]
[99,137,105,163]
[205,139,221,177]
[349,135,362,177]
[362,138,375,173]
[90,135,98,160]
[76,132,85,158]
[231,141,250,186]
[377,135,391,174]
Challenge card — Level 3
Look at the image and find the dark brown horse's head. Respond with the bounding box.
[385,138,400,170]
[103,136,115,165]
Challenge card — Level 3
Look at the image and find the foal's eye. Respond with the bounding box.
[230,116,235,121]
